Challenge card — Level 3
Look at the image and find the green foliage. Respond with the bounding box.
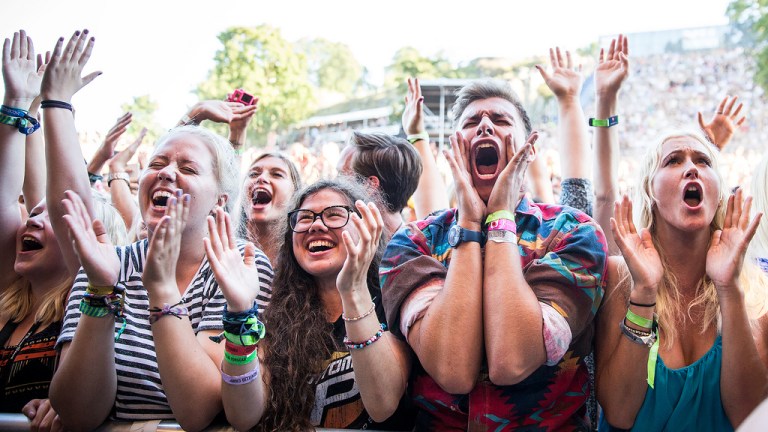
[728,0,768,91]
[196,25,315,144]
[297,38,363,95]
[120,95,163,145]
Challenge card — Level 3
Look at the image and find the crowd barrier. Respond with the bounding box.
[0,414,383,432]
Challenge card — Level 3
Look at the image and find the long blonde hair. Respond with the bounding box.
[0,275,72,327]
[748,154,768,260]
[634,130,768,347]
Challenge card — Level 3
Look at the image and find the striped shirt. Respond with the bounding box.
[57,238,273,420]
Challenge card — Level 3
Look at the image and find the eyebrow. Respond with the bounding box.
[461,110,514,123]
[663,149,711,161]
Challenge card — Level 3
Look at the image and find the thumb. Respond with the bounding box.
[22,399,40,419]
[92,219,111,245]
[697,111,706,129]
[81,71,102,88]
[710,229,722,248]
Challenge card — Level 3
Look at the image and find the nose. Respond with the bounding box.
[684,162,699,179]
[307,214,328,232]
[157,165,176,182]
[255,172,270,184]
[476,116,494,136]
[25,214,44,229]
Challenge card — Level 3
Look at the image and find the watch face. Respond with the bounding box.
[448,225,461,247]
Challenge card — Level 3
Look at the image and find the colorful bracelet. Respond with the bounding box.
[588,116,619,127]
[225,340,258,356]
[342,302,376,322]
[78,294,127,341]
[86,283,116,296]
[486,218,517,233]
[148,301,190,324]
[224,349,258,365]
[0,105,40,135]
[619,319,657,347]
[485,210,514,225]
[223,331,262,346]
[343,323,387,350]
[625,309,654,329]
[221,361,260,385]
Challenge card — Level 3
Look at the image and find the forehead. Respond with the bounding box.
[460,97,521,122]
[153,133,214,163]
[660,136,711,157]
[251,156,289,171]
[300,189,349,210]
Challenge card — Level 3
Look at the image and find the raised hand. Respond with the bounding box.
[595,34,630,97]
[486,131,538,213]
[706,188,762,294]
[2,30,40,108]
[98,112,133,160]
[61,190,120,286]
[40,29,100,102]
[143,190,190,297]
[697,95,746,150]
[228,102,258,130]
[109,127,147,172]
[536,47,582,101]
[443,132,486,226]
[336,201,384,293]
[610,195,662,299]
[203,207,261,312]
[184,100,257,125]
[402,77,425,136]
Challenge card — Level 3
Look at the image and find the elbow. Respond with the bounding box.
[367,400,399,423]
[431,363,476,395]
[226,415,259,432]
[175,415,216,432]
[487,356,538,386]
[600,408,635,430]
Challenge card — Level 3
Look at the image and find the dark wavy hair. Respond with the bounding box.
[257,177,387,431]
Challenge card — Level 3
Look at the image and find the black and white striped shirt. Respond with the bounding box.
[57,238,273,420]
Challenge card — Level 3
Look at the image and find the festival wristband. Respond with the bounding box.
[224,350,258,365]
[485,210,515,225]
[406,131,429,144]
[625,309,654,329]
[225,340,258,356]
[486,218,517,233]
[588,115,619,128]
[221,361,260,385]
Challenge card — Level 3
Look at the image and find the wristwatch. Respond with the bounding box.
[448,224,484,248]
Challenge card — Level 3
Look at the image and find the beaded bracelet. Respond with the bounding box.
[148,301,190,324]
[221,361,260,386]
[224,349,258,365]
[342,302,376,322]
[343,323,387,350]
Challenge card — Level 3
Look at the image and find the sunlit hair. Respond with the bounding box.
[633,130,768,347]
[748,154,768,260]
[257,177,386,431]
[451,78,532,136]
[91,190,129,246]
[152,125,239,213]
[236,152,302,244]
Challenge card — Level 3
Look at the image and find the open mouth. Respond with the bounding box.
[252,189,273,206]
[683,185,702,207]
[474,143,500,176]
[21,236,43,252]
[152,190,174,208]
[307,240,335,253]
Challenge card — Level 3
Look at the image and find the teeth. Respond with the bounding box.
[687,186,698,192]
[152,190,174,200]
[308,240,335,250]
[478,143,495,149]
[22,236,37,243]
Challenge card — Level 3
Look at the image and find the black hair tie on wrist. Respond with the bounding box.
[40,100,73,111]
[629,299,656,308]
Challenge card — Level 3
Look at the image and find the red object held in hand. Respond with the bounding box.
[227,89,257,106]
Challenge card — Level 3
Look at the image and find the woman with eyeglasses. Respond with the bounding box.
[206,177,414,431]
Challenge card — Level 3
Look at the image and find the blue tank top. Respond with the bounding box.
[600,335,733,431]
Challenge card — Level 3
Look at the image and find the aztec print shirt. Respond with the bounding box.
[380,197,607,431]
[57,238,273,421]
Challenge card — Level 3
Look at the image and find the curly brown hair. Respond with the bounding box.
[257,177,386,431]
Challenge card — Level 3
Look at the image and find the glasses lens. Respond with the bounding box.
[290,210,316,232]
[322,206,351,229]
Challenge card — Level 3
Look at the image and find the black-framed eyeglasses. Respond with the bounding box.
[288,205,359,233]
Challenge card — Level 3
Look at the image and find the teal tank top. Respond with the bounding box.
[600,335,733,431]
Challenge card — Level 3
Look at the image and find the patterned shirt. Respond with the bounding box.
[57,239,273,420]
[380,197,607,431]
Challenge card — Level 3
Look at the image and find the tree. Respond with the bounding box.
[297,38,363,95]
[384,47,465,88]
[196,25,315,144]
[120,95,163,145]
[728,0,768,91]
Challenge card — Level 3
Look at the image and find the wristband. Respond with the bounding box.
[625,309,654,329]
[221,361,260,385]
[224,350,258,365]
[487,230,518,244]
[588,115,619,127]
[342,302,376,321]
[486,218,517,234]
[629,299,656,308]
[107,172,131,187]
[406,131,429,144]
[485,210,514,225]
[225,340,258,356]
[0,106,40,135]
[40,100,73,111]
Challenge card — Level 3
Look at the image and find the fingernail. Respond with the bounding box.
[75,31,80,36]
[184,195,190,203]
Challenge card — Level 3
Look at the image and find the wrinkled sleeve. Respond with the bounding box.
[379,223,447,340]
[524,214,607,339]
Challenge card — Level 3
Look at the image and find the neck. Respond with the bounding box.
[655,222,710,294]
[317,277,342,322]
[248,220,278,264]
[382,210,403,237]
[27,271,69,303]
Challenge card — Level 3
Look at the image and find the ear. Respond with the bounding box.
[366,175,381,190]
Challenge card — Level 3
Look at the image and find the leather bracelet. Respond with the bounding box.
[40,100,73,111]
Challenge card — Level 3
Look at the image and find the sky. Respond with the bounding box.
[2,0,732,134]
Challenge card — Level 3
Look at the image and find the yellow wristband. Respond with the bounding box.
[485,210,514,225]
